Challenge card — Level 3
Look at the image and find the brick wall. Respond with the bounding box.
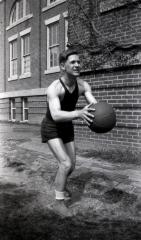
[0,94,47,124]
[5,0,41,92]
[68,0,141,151]
[74,68,141,151]
[0,98,9,121]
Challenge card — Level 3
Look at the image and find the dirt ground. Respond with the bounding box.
[0,122,141,240]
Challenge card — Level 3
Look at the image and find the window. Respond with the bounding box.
[22,97,28,121]
[10,0,30,25]
[21,34,30,74]
[45,15,60,74]
[20,27,31,78]
[9,99,16,121]
[49,22,59,68]
[9,39,18,79]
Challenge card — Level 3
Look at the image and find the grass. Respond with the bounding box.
[76,147,141,165]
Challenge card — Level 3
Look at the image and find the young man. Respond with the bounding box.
[41,48,97,217]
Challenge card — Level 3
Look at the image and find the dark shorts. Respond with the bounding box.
[41,117,74,144]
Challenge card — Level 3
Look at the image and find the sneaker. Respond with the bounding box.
[64,189,71,200]
[53,200,74,217]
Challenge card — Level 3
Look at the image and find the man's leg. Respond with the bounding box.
[64,141,76,198]
[65,141,76,176]
[48,138,74,216]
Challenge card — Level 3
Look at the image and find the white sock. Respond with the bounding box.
[55,190,65,200]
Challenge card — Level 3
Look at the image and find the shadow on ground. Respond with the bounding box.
[0,201,141,240]
[0,172,141,240]
[1,124,141,240]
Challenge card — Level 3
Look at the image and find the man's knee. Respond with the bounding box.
[60,157,72,173]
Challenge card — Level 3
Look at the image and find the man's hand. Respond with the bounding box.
[78,103,95,125]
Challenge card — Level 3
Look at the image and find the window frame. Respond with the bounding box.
[10,0,27,24]
[20,27,31,79]
[21,97,29,122]
[9,98,16,121]
[63,11,68,49]
[7,0,33,30]
[8,34,18,81]
[42,0,66,12]
[44,15,60,74]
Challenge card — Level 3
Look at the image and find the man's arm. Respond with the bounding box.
[83,81,97,104]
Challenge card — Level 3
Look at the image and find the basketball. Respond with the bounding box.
[89,102,116,133]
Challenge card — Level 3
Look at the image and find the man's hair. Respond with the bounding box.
[59,48,79,64]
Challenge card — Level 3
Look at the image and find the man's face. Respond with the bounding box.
[63,54,81,76]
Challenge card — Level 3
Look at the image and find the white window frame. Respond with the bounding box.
[63,11,68,49]
[44,15,60,74]
[7,0,33,30]
[10,98,16,121]
[10,0,27,23]
[8,34,18,81]
[20,27,31,79]
[42,0,66,12]
[21,97,28,122]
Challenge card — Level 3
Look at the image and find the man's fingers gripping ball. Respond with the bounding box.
[81,104,95,125]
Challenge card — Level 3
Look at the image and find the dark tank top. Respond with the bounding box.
[46,78,79,122]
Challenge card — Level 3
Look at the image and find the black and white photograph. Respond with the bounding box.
[0,0,141,239]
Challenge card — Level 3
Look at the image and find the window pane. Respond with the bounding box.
[49,23,59,47]
[23,35,30,55]
[11,5,16,23]
[26,0,30,15]
[50,46,59,67]
[13,109,16,120]
[9,100,11,120]
[53,25,56,45]
[24,109,28,120]
[12,60,17,75]
[23,55,30,73]
[24,98,28,108]
[12,41,17,59]
[12,99,15,108]
[10,41,17,76]
[49,26,53,46]
[18,0,23,19]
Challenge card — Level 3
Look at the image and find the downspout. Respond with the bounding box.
[4,0,6,92]
[39,0,41,88]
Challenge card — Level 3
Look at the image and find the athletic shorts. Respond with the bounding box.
[41,117,74,144]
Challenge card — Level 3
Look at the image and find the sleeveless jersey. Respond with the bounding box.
[46,78,79,121]
[41,78,79,143]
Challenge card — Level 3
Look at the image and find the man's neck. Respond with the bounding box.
[61,75,76,87]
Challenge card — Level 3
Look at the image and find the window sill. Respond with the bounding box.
[8,76,18,81]
[20,120,29,123]
[6,14,33,30]
[19,73,31,79]
[42,0,66,12]
[44,67,60,74]
[8,120,16,122]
